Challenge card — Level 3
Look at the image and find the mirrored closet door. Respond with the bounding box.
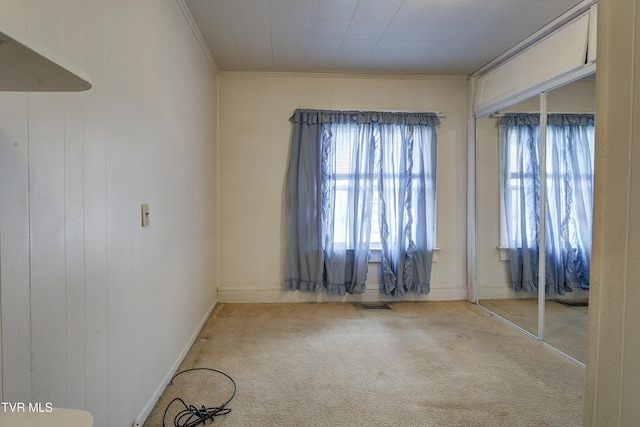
[476,94,541,339]
[542,76,594,363]
[475,74,595,364]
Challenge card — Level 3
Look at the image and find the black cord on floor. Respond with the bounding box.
[162,368,236,427]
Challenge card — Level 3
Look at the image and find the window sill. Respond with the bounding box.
[498,246,510,261]
[370,247,441,263]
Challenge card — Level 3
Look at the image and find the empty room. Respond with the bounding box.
[0,0,638,426]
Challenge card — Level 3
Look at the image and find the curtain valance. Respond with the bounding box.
[547,113,594,126]
[290,109,441,126]
[498,113,540,126]
[498,113,594,127]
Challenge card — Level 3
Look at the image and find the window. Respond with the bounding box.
[332,125,418,249]
[285,109,439,296]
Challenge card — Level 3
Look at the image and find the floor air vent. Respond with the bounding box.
[361,303,391,310]
[554,300,588,307]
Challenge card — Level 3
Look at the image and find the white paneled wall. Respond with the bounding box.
[0,1,217,426]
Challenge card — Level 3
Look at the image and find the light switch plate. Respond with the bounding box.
[141,204,150,227]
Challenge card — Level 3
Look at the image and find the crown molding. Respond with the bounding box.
[175,0,218,72]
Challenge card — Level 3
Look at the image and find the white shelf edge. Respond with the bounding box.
[0,20,91,92]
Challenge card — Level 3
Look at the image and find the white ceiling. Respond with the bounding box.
[184,0,584,75]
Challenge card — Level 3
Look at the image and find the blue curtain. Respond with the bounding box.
[378,122,438,296]
[284,112,325,293]
[545,114,594,291]
[500,113,594,295]
[500,114,541,293]
[284,109,439,296]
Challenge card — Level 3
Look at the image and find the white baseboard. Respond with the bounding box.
[477,284,590,300]
[133,300,217,426]
[478,283,526,299]
[217,285,467,303]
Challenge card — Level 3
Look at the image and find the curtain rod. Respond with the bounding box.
[369,110,446,119]
[489,111,594,118]
[299,109,446,119]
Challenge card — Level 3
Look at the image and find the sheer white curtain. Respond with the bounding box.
[323,121,376,295]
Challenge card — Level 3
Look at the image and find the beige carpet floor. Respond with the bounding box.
[143,301,584,427]
[480,298,588,363]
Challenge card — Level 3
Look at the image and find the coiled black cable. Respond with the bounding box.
[162,368,236,427]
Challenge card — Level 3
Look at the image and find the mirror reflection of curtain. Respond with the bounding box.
[500,113,594,295]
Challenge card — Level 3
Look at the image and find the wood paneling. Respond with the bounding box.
[0,0,218,425]
[0,93,31,403]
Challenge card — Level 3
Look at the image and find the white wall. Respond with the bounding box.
[217,73,468,303]
[0,1,217,426]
